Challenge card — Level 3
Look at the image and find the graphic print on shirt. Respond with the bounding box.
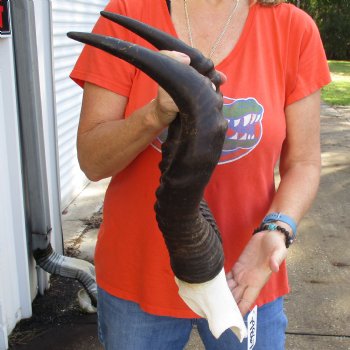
[151,96,264,164]
[220,96,264,164]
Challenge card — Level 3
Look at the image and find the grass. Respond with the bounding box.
[322,60,350,106]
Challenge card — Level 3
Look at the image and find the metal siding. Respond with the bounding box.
[52,0,108,208]
[0,36,32,349]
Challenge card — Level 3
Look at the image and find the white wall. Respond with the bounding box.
[0,2,108,348]
[51,0,108,209]
[0,36,32,350]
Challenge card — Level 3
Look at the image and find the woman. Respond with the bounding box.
[70,0,331,348]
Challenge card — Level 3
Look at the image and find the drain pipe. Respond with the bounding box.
[11,0,97,307]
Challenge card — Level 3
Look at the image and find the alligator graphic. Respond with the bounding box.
[152,96,264,164]
[220,97,264,163]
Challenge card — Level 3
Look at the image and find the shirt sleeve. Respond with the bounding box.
[70,0,136,97]
[285,8,331,106]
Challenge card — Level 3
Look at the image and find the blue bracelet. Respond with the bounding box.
[262,212,297,237]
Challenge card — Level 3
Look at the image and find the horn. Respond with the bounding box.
[67,32,217,113]
[100,11,222,87]
[67,17,227,283]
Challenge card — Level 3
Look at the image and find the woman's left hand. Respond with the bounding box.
[226,231,287,316]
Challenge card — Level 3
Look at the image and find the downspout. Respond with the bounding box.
[11,0,97,307]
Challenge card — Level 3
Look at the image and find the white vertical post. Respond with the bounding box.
[33,0,64,257]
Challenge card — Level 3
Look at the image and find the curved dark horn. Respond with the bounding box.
[67,32,216,113]
[100,11,223,88]
[67,20,227,284]
[155,102,227,283]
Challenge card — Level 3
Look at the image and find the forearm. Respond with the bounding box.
[265,90,322,232]
[267,159,321,227]
[78,100,163,181]
[77,52,190,181]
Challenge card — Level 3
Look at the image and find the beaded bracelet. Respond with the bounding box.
[253,223,294,248]
[262,212,297,236]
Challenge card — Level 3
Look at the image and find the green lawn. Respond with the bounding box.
[322,60,350,106]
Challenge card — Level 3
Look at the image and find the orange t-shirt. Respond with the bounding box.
[70,0,331,318]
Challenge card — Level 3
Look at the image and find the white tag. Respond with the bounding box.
[247,305,257,350]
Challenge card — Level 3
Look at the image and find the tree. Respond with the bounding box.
[288,0,350,59]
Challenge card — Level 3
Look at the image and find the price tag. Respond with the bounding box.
[0,0,11,37]
[247,305,257,350]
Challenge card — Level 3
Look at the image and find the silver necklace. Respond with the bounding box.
[184,0,240,59]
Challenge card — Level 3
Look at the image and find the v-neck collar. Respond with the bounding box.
[162,1,258,69]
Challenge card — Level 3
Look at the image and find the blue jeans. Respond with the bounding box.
[97,287,288,350]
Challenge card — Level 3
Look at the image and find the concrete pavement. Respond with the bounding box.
[9,104,350,349]
[283,104,350,350]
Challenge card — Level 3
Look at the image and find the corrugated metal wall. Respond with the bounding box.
[51,0,108,209]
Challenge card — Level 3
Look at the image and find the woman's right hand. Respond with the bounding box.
[76,52,190,181]
[151,51,191,129]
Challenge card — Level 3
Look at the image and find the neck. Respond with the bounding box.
[171,0,249,65]
[184,0,240,59]
[186,0,232,7]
